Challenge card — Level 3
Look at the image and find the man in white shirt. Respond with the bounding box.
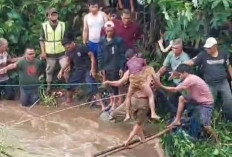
[83,0,108,59]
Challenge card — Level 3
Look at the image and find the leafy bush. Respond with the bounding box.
[156,0,232,47]
[162,111,232,157]
[0,0,86,56]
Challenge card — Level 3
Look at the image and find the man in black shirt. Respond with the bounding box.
[58,38,104,109]
[185,37,232,121]
[98,21,126,110]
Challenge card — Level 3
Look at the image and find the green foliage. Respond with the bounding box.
[162,111,232,157]
[39,87,57,107]
[0,0,86,56]
[155,0,232,47]
[136,0,231,67]
[0,145,13,157]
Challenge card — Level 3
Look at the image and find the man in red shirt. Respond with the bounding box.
[156,64,219,142]
[113,9,141,50]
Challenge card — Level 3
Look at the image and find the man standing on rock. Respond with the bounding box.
[40,8,67,92]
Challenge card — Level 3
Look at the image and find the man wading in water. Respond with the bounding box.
[0,47,43,107]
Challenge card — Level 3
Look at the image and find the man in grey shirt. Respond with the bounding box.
[157,38,190,114]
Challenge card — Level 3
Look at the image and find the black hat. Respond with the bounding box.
[62,38,73,46]
[175,64,191,74]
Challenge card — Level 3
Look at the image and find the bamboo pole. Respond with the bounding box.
[94,127,173,157]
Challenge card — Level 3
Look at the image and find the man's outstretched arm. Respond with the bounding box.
[104,71,129,87]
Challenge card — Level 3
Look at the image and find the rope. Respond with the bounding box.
[0,82,103,87]
[6,93,127,128]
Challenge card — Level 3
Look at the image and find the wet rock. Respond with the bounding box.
[99,111,111,122]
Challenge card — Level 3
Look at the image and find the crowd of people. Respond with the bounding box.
[0,0,232,146]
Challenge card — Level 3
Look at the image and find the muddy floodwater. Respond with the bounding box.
[0,101,161,157]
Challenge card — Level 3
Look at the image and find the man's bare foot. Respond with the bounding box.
[138,134,145,143]
[123,140,130,147]
[124,114,130,122]
[151,113,161,120]
[137,128,145,142]
[167,120,181,128]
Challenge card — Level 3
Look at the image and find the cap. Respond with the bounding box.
[203,37,217,48]
[104,21,115,29]
[47,8,58,16]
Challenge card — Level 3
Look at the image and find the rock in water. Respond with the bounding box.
[99,111,111,122]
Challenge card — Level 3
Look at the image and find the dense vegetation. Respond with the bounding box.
[161,111,232,157]
[0,0,86,56]
[0,0,232,156]
[1,0,231,55]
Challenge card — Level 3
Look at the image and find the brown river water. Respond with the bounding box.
[0,101,162,157]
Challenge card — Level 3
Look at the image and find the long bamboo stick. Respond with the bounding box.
[94,127,173,157]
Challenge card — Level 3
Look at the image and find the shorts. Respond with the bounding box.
[105,70,120,95]
[197,105,213,126]
[67,69,98,96]
[112,96,149,125]
[88,41,99,58]
[130,97,149,125]
[183,95,213,126]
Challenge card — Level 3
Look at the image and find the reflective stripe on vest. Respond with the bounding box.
[42,21,65,54]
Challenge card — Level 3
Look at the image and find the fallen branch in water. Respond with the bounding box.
[93,127,173,157]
